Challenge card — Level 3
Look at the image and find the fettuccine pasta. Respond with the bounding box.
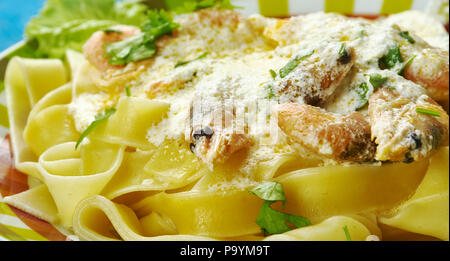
[3,6,449,241]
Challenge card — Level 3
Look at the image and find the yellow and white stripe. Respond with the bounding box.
[230,0,447,17]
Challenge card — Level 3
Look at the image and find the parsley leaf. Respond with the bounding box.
[249,181,286,202]
[343,225,352,241]
[379,45,403,70]
[338,43,346,55]
[416,108,441,117]
[125,86,131,97]
[398,55,416,76]
[264,84,276,100]
[368,73,388,90]
[399,31,416,44]
[105,10,179,65]
[175,52,209,68]
[75,108,116,149]
[355,82,369,110]
[279,50,314,78]
[256,201,311,236]
[269,69,277,79]
[249,181,311,235]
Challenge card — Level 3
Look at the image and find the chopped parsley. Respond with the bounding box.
[103,28,123,35]
[399,31,416,44]
[75,108,116,149]
[264,84,276,99]
[343,225,352,241]
[279,50,314,78]
[175,52,209,68]
[355,82,369,110]
[125,86,131,97]
[360,30,367,38]
[249,181,311,235]
[269,69,277,80]
[416,108,441,117]
[398,55,416,76]
[379,45,403,70]
[338,43,346,55]
[368,73,388,90]
[105,10,179,65]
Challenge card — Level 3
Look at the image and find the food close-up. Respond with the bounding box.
[0,0,448,242]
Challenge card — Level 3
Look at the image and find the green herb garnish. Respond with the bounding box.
[265,84,276,99]
[279,50,314,78]
[338,43,346,55]
[249,181,311,235]
[75,108,117,149]
[368,73,388,90]
[343,225,352,241]
[125,86,131,97]
[103,28,123,35]
[360,30,367,38]
[355,82,369,110]
[398,55,416,76]
[379,45,403,70]
[105,10,179,65]
[175,52,209,68]
[416,108,441,117]
[399,31,416,44]
[269,69,277,79]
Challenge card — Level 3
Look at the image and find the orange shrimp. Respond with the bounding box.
[368,88,449,162]
[403,48,449,103]
[276,103,376,162]
[274,42,355,106]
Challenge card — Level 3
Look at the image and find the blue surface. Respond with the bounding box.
[0,0,46,52]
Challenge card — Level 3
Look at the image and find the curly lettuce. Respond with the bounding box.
[23,0,149,59]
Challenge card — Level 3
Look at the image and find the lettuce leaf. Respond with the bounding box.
[24,0,148,59]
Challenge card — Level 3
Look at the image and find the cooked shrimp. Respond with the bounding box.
[368,88,449,162]
[403,48,449,103]
[83,25,141,72]
[273,42,355,106]
[276,103,376,162]
[187,100,252,165]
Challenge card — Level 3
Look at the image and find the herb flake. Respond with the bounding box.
[269,69,277,79]
[279,50,314,78]
[343,225,352,241]
[416,108,441,117]
[398,55,416,76]
[75,108,116,149]
[379,45,403,70]
[175,52,209,68]
[369,73,388,90]
[105,10,179,65]
[399,31,416,44]
[355,82,369,110]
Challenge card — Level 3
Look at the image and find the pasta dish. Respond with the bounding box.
[2,0,449,241]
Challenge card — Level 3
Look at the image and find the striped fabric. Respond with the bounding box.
[0,0,447,241]
[233,0,437,16]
